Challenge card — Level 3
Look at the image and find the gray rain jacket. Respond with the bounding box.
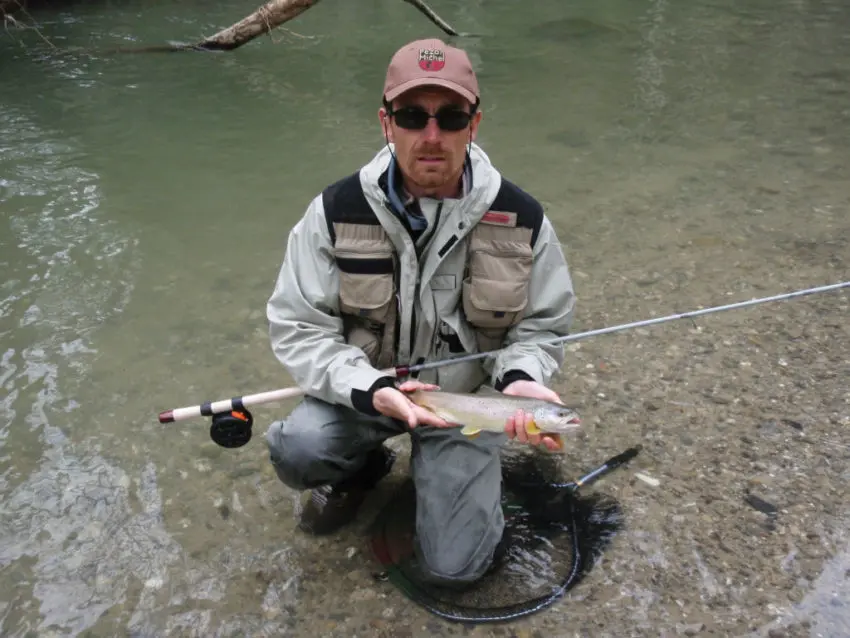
[267,143,576,414]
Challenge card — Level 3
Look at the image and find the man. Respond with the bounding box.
[265,38,576,589]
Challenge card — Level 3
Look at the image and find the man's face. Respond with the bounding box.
[379,86,482,197]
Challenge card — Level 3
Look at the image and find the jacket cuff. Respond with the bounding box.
[351,376,397,416]
[494,369,535,392]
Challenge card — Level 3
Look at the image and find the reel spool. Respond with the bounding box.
[210,408,253,448]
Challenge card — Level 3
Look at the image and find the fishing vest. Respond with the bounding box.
[322,171,544,367]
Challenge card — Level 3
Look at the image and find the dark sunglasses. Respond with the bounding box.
[387,105,475,132]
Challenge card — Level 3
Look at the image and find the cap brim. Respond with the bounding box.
[384,78,477,104]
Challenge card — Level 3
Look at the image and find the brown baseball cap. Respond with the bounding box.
[383,38,480,105]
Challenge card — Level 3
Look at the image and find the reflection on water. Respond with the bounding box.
[0,106,145,634]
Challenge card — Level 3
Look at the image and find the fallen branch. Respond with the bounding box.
[196,0,320,51]
[112,0,466,54]
[4,0,467,54]
[195,0,466,51]
[1,0,56,48]
[402,0,464,37]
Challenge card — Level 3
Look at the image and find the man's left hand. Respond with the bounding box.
[502,379,564,451]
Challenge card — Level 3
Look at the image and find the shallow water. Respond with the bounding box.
[1,0,849,636]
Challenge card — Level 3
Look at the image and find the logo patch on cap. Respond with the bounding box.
[418,48,446,71]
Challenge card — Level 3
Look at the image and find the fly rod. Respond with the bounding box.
[158,280,849,430]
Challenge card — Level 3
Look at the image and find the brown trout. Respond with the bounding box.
[409,389,581,438]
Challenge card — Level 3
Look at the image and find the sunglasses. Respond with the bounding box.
[387,105,475,132]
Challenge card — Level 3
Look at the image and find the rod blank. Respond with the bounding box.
[157,281,849,424]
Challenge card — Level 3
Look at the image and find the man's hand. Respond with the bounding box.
[373,380,451,429]
[502,379,564,451]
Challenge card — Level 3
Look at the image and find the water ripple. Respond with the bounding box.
[0,454,180,635]
[0,105,145,635]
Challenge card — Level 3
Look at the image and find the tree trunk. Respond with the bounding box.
[197,0,320,51]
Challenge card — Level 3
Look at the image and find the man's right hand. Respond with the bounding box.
[373,380,451,429]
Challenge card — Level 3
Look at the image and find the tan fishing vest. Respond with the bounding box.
[322,172,540,367]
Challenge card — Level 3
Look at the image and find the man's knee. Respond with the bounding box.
[265,416,324,490]
[416,511,505,588]
[264,398,397,490]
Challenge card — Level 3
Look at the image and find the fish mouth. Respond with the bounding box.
[555,417,582,431]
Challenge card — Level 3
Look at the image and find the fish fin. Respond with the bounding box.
[525,419,541,435]
[411,392,441,416]
[460,425,483,438]
[409,390,430,407]
[432,407,463,425]
[548,434,564,451]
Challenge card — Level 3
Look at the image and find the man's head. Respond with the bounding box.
[379,38,483,198]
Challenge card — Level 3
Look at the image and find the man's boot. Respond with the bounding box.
[298,445,396,535]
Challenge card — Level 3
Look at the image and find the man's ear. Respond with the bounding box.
[469,110,483,142]
[378,107,394,143]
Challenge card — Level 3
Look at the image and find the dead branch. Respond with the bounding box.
[196,0,320,51]
[402,0,464,37]
[194,0,466,52]
[111,0,466,54]
[5,0,468,55]
[1,0,56,48]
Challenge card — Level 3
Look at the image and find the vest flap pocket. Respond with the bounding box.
[469,251,532,282]
[462,277,528,329]
[342,320,380,365]
[338,271,394,322]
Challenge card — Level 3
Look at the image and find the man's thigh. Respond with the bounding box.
[265,396,405,489]
[410,426,506,585]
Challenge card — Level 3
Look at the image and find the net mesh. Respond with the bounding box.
[369,451,624,622]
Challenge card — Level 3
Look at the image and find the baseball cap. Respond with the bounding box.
[383,38,480,105]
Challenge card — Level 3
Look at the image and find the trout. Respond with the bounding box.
[408,389,581,438]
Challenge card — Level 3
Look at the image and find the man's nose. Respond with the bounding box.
[422,116,442,142]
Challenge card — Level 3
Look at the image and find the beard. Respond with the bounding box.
[403,147,461,196]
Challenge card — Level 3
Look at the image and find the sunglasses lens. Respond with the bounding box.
[436,110,471,131]
[393,108,429,129]
[391,107,472,131]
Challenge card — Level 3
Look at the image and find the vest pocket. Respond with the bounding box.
[342,318,381,365]
[337,268,394,323]
[461,224,533,350]
[462,277,528,329]
[332,222,396,324]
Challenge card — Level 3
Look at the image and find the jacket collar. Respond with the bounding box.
[377,150,474,231]
[359,142,502,237]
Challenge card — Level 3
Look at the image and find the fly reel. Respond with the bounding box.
[209,408,253,448]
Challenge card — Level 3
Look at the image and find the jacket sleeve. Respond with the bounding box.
[266,196,396,412]
[490,216,576,389]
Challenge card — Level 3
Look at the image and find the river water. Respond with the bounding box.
[1,0,849,636]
